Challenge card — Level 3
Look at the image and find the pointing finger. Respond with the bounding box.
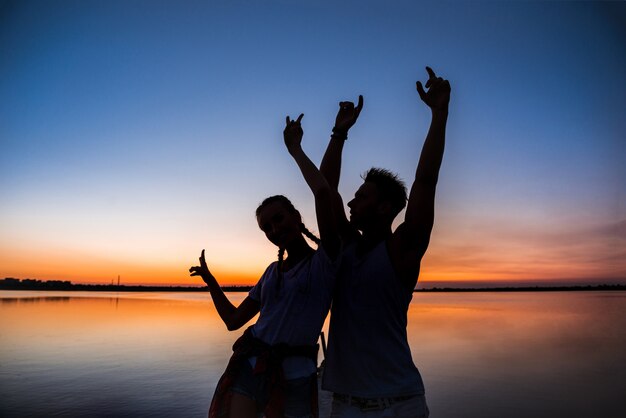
[356,95,364,111]
[426,66,436,79]
[296,113,304,123]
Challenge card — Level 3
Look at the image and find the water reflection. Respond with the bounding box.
[1,296,71,304]
[407,292,626,418]
[0,291,624,417]
[1,291,239,417]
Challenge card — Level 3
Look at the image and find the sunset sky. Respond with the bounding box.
[1,1,624,287]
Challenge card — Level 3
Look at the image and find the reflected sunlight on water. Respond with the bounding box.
[1,291,624,417]
[407,292,626,418]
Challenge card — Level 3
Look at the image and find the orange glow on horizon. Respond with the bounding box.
[2,228,624,287]
[0,245,263,287]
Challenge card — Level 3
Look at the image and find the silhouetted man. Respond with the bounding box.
[320,67,450,417]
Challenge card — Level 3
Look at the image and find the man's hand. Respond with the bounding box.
[333,95,363,134]
[189,249,214,286]
[284,113,304,153]
[416,67,450,112]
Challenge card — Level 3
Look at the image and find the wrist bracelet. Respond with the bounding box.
[331,127,348,141]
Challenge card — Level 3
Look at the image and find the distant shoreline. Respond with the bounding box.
[0,277,248,292]
[416,284,626,292]
[1,278,624,292]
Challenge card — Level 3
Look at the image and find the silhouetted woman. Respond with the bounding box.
[190,114,339,418]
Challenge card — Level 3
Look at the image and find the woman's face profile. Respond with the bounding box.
[257,201,300,248]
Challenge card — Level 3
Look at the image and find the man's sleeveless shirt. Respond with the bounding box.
[322,240,425,397]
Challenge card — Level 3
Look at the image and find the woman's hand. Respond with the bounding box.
[189,249,214,286]
[283,113,304,154]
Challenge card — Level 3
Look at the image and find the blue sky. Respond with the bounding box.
[1,0,624,285]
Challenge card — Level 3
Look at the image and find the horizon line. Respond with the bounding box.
[2,276,626,290]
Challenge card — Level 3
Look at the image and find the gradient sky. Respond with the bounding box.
[1,0,624,286]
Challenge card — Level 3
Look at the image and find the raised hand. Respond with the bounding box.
[283,113,304,153]
[333,95,363,134]
[416,67,450,111]
[189,249,214,285]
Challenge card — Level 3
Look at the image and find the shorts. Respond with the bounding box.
[230,359,316,418]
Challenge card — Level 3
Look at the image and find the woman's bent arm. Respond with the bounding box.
[190,250,259,330]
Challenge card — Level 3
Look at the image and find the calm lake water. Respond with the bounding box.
[1,290,625,417]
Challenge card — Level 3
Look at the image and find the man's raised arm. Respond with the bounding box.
[320,95,363,190]
[401,67,451,257]
[320,96,363,242]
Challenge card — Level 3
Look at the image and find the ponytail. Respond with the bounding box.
[276,247,285,291]
[300,223,320,245]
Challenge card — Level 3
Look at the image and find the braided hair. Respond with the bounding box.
[256,195,320,291]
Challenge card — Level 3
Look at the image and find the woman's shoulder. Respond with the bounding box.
[261,260,278,277]
[311,245,342,271]
[252,261,278,287]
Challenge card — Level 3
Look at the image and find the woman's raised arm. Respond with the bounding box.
[283,115,340,259]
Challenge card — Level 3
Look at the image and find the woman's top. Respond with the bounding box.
[248,246,337,379]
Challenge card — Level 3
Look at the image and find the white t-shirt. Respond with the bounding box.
[248,246,337,379]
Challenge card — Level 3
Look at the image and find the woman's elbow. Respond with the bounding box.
[226,321,242,331]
